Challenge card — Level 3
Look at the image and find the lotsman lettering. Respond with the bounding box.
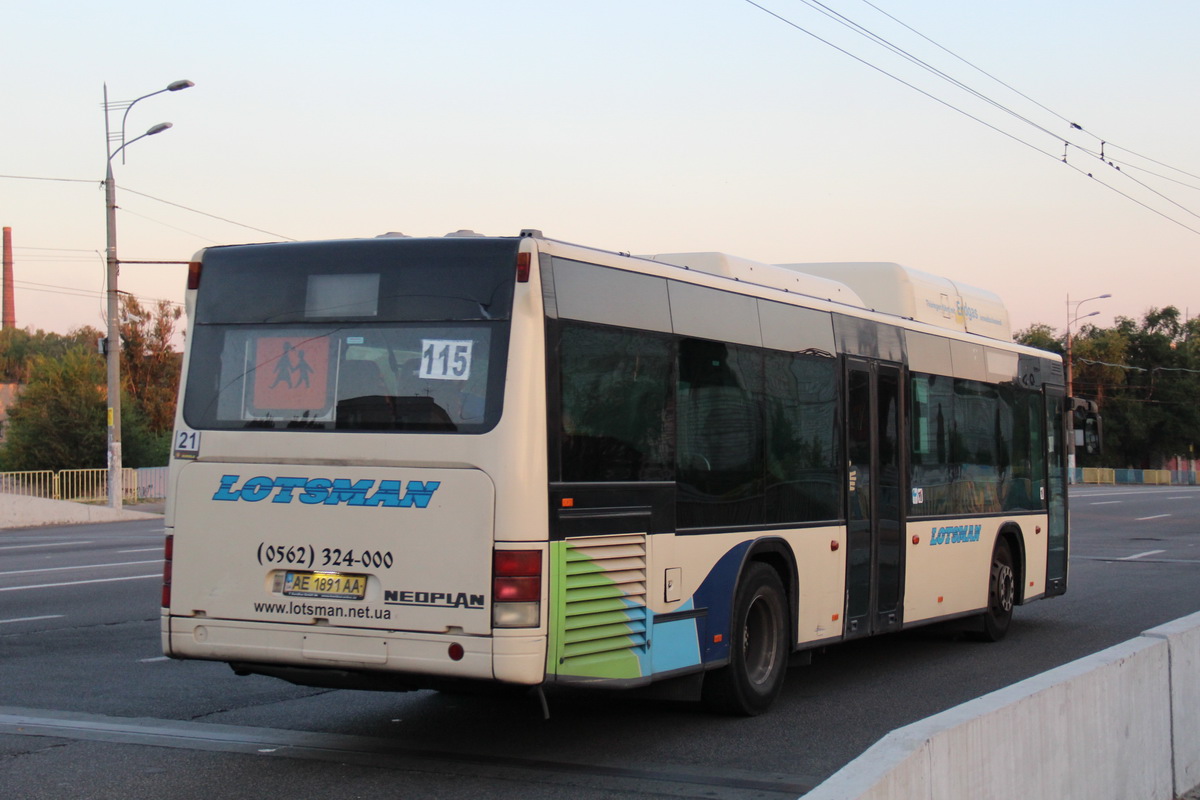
[213,474,241,501]
[363,480,404,507]
[299,478,332,504]
[399,481,441,508]
[325,478,375,506]
[271,476,309,503]
[213,475,441,508]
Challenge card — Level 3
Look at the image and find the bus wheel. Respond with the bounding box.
[976,538,1016,642]
[702,562,788,716]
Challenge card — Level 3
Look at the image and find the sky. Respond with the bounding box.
[2,0,1198,342]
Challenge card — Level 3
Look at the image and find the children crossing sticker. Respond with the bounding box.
[252,336,331,410]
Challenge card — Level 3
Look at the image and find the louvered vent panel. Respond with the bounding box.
[559,534,648,669]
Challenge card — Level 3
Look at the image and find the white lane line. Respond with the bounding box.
[138,656,170,663]
[1135,514,1172,521]
[0,615,65,625]
[1121,550,1167,561]
[0,559,161,577]
[1089,501,1122,505]
[0,574,160,592]
[0,541,93,551]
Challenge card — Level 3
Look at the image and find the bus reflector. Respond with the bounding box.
[493,549,541,628]
[162,534,174,608]
[516,252,531,283]
[187,261,202,290]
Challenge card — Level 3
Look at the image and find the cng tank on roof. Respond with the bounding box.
[644,252,866,307]
[778,262,1012,341]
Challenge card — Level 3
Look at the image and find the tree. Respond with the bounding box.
[0,326,103,383]
[120,295,183,434]
[0,349,106,470]
[1016,309,1200,468]
[1012,323,1062,354]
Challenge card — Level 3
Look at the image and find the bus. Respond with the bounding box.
[162,229,1079,716]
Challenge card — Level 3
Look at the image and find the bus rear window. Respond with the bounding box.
[182,238,517,433]
[194,237,518,324]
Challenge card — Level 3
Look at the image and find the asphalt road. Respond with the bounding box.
[1,486,1198,799]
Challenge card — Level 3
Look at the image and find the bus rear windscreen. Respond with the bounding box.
[182,238,518,433]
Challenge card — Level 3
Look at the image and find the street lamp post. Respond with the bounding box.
[1066,292,1112,481]
[102,80,193,509]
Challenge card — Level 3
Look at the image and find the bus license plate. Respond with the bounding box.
[282,571,367,600]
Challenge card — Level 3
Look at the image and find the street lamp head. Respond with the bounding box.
[167,80,195,92]
[145,122,173,136]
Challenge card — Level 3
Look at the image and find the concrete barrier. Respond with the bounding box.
[0,493,160,529]
[804,612,1200,800]
[1145,611,1200,795]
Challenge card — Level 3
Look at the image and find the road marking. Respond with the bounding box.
[0,559,161,577]
[138,656,170,663]
[118,548,163,554]
[1122,550,1166,561]
[1089,501,1122,505]
[0,574,160,592]
[1074,488,1199,496]
[1135,514,1171,521]
[1075,555,1200,564]
[0,541,93,551]
[0,615,65,625]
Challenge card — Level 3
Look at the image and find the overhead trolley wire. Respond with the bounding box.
[739,0,1200,236]
[796,0,1066,144]
[738,0,1061,163]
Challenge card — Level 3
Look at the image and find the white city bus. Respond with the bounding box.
[162,230,1076,715]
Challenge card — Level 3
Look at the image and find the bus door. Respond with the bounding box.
[1046,387,1068,595]
[844,359,904,639]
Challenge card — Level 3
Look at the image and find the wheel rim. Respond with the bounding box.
[743,594,780,687]
[991,559,1015,615]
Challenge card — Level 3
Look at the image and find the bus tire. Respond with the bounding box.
[975,538,1016,642]
[702,562,789,716]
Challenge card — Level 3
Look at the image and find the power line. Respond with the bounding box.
[799,0,1064,144]
[856,0,1074,129]
[740,0,1200,236]
[851,0,1200,190]
[117,206,222,244]
[13,279,183,309]
[14,246,96,253]
[0,173,94,184]
[120,186,296,241]
[739,0,1060,163]
[0,173,295,241]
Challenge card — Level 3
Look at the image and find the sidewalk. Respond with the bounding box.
[0,494,163,529]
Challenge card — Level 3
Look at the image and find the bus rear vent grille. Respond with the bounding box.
[558,534,648,673]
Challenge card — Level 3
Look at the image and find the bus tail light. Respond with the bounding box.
[187,261,202,290]
[162,534,174,608]
[493,549,541,628]
[516,252,532,283]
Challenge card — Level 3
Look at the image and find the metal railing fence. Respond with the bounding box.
[0,466,167,504]
[1075,468,1197,486]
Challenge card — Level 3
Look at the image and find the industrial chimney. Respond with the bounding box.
[1,227,13,330]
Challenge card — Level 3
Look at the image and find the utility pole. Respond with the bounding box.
[102,78,193,509]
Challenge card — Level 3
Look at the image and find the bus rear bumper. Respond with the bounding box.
[162,615,546,686]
